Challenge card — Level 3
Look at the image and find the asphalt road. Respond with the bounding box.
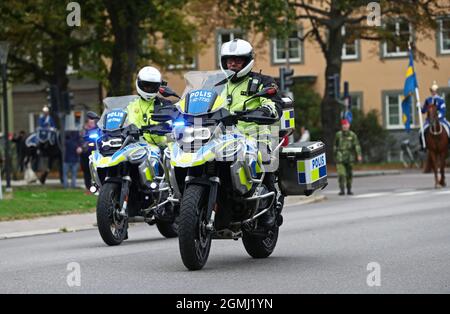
[1,172,450,294]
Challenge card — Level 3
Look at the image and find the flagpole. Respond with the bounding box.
[409,43,426,149]
[415,87,426,149]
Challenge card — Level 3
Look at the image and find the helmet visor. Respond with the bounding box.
[137,80,160,94]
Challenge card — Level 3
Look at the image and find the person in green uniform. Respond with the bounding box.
[219,38,283,228]
[334,119,362,195]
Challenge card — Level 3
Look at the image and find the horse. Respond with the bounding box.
[24,127,62,184]
[425,103,448,188]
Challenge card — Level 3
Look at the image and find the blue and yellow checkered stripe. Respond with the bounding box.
[282,109,295,129]
[297,160,327,184]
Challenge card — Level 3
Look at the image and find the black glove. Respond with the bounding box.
[254,105,275,118]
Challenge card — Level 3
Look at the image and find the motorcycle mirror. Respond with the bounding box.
[243,86,278,111]
[255,86,278,98]
[87,111,101,121]
[159,86,181,99]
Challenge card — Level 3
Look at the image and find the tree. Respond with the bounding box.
[0,0,203,99]
[351,109,394,162]
[102,0,200,96]
[0,0,104,96]
[226,0,449,162]
[291,81,322,141]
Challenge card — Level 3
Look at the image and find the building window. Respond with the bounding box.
[28,112,41,133]
[167,46,196,70]
[437,88,450,121]
[216,30,245,67]
[341,27,359,60]
[349,93,362,111]
[385,93,417,129]
[382,20,412,58]
[438,17,450,54]
[272,31,303,64]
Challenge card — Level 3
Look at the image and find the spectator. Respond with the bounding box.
[80,118,100,193]
[63,131,82,189]
[334,119,362,196]
[12,130,27,173]
[298,126,311,143]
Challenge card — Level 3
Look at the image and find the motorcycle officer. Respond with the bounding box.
[125,66,175,222]
[127,66,172,147]
[219,38,283,229]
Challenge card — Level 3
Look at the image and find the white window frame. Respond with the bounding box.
[28,112,40,133]
[341,26,359,60]
[385,93,418,130]
[349,93,362,110]
[272,31,302,64]
[383,20,413,58]
[439,18,450,55]
[167,47,196,70]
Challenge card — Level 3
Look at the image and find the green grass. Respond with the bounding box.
[0,186,97,221]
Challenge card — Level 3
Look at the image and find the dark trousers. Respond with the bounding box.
[80,153,92,190]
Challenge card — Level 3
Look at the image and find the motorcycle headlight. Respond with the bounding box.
[174,126,212,143]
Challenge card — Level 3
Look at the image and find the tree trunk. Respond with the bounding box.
[104,1,140,96]
[321,18,344,164]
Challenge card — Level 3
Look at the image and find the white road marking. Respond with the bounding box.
[353,192,391,199]
[394,191,427,196]
[433,189,450,195]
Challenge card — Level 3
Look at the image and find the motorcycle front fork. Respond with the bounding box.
[119,175,131,217]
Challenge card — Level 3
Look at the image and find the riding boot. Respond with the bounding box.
[258,206,276,229]
[258,173,277,229]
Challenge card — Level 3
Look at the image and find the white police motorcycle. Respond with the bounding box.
[154,70,328,270]
[87,95,177,246]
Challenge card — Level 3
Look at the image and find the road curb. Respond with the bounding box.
[0,224,96,240]
[0,195,327,240]
[328,170,402,178]
[284,194,326,207]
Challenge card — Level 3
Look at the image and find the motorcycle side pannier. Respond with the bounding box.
[279,141,328,196]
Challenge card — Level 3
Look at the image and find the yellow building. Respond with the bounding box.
[163,18,450,146]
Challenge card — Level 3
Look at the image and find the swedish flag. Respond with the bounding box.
[401,50,418,132]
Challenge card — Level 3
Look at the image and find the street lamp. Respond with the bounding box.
[0,41,11,191]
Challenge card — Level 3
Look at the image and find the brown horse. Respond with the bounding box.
[425,103,448,188]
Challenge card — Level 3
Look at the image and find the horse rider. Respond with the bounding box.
[38,106,56,129]
[420,81,450,149]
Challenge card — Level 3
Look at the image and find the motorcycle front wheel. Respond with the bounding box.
[178,184,211,270]
[96,182,128,246]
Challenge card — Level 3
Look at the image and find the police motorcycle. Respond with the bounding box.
[87,95,178,246]
[154,70,328,270]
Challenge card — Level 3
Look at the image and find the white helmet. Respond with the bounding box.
[220,39,254,80]
[42,106,49,113]
[430,80,439,92]
[136,66,162,101]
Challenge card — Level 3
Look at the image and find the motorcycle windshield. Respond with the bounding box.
[99,95,138,130]
[177,70,234,115]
